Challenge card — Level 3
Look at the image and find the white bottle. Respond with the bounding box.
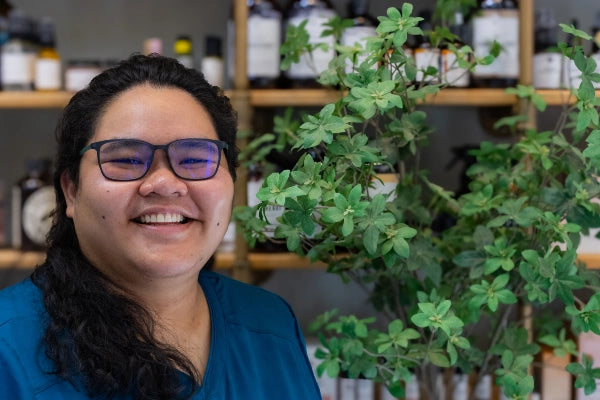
[201,35,224,87]
[340,0,377,73]
[284,0,337,86]
[1,9,33,90]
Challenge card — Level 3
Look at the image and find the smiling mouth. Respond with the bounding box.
[134,213,190,224]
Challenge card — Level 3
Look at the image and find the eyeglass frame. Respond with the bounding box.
[79,138,229,181]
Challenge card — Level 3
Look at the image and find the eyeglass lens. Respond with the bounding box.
[98,139,221,181]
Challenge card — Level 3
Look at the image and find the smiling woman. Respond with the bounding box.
[0,54,321,400]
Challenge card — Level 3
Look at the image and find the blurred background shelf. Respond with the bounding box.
[0,249,325,271]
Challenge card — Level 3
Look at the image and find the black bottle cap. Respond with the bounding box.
[205,35,222,57]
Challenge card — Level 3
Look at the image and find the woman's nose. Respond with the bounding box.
[138,152,189,197]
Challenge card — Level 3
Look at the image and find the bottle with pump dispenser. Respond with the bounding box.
[284,0,337,87]
[34,17,61,91]
[340,0,377,74]
[470,0,519,87]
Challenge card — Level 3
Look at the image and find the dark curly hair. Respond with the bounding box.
[31,54,239,399]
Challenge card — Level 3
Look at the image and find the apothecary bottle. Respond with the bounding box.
[1,8,34,90]
[441,11,471,87]
[470,0,519,87]
[413,10,439,84]
[532,8,561,89]
[248,0,283,88]
[340,0,377,73]
[284,0,337,87]
[34,17,61,91]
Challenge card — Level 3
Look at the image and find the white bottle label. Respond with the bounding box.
[341,25,377,73]
[414,47,440,83]
[247,178,283,238]
[35,58,62,90]
[405,374,420,400]
[533,52,562,89]
[1,52,31,86]
[472,9,519,79]
[248,15,281,78]
[287,10,336,79]
[562,56,582,90]
[201,57,224,87]
[441,49,470,87]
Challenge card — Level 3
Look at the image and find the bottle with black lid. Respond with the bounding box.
[248,0,283,88]
[1,9,34,90]
[532,8,561,89]
[340,0,377,73]
[283,0,337,88]
[441,10,471,87]
[470,0,519,88]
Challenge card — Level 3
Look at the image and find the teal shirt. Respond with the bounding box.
[0,271,321,399]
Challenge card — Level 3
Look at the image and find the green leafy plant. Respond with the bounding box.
[234,3,600,399]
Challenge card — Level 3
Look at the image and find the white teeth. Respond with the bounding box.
[139,213,184,224]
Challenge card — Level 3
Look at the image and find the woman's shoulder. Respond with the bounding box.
[199,271,298,335]
[0,278,43,325]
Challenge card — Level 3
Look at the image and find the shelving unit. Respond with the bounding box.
[2,0,600,280]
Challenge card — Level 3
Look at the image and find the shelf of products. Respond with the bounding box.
[2,0,600,279]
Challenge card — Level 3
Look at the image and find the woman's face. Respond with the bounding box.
[61,84,234,287]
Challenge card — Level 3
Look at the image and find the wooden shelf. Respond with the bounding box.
[0,91,73,108]
[0,89,596,110]
[0,249,324,271]
[3,247,597,271]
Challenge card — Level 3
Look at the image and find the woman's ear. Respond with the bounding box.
[60,171,77,219]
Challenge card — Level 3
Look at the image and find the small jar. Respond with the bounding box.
[64,60,103,92]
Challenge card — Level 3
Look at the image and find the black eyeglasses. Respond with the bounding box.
[79,138,228,181]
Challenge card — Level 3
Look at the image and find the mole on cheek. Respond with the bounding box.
[101,216,106,220]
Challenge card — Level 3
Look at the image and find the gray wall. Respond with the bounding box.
[1,0,599,332]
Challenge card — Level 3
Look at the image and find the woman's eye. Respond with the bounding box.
[180,158,210,166]
[108,157,145,166]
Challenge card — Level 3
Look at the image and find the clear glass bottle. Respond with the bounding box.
[340,0,377,73]
[532,8,561,89]
[284,0,337,87]
[1,9,34,90]
[470,0,519,87]
[174,34,194,69]
[34,17,61,91]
